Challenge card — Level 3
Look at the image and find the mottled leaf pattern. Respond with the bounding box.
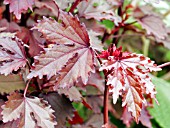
[27,11,95,88]
[1,92,57,128]
[0,36,27,75]
[99,45,161,121]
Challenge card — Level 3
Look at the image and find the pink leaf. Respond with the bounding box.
[0,36,27,75]
[77,0,122,25]
[39,92,75,128]
[27,11,95,88]
[1,92,57,128]
[99,45,161,121]
[133,7,168,39]
[34,0,59,17]
[4,0,35,19]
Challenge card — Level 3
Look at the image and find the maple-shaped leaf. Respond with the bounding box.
[99,45,161,122]
[39,92,75,128]
[27,11,95,88]
[77,0,121,26]
[0,36,27,75]
[4,0,35,19]
[1,92,57,128]
[133,7,168,39]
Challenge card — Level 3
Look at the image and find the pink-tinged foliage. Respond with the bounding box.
[57,86,82,102]
[54,0,75,10]
[121,106,152,128]
[99,45,161,121]
[4,0,35,19]
[27,11,95,88]
[35,0,59,17]
[0,19,20,32]
[77,0,122,25]
[0,36,27,75]
[39,92,75,127]
[133,7,168,39]
[1,92,57,128]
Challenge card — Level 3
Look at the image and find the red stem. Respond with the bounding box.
[69,0,81,13]
[103,80,109,124]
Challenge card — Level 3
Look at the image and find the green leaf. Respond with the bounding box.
[149,76,170,128]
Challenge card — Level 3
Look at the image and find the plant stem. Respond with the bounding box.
[158,62,170,68]
[24,79,31,97]
[69,0,81,13]
[103,80,109,124]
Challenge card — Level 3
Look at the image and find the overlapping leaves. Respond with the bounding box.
[27,10,95,88]
[99,45,161,121]
[1,92,57,128]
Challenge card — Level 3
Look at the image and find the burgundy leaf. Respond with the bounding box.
[57,86,82,102]
[27,11,95,88]
[0,119,20,128]
[99,45,161,121]
[121,106,152,128]
[39,92,75,128]
[1,92,57,128]
[0,36,27,75]
[35,0,59,17]
[133,7,168,39]
[139,106,152,128]
[16,28,44,57]
[4,0,35,19]
[77,0,121,25]
[86,96,103,113]
[0,19,20,32]
[121,107,134,127]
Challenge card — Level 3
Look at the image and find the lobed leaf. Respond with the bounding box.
[133,7,168,39]
[0,36,27,75]
[4,0,35,19]
[1,92,57,128]
[27,11,95,88]
[99,46,161,121]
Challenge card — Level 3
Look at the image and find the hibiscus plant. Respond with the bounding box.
[0,0,170,128]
